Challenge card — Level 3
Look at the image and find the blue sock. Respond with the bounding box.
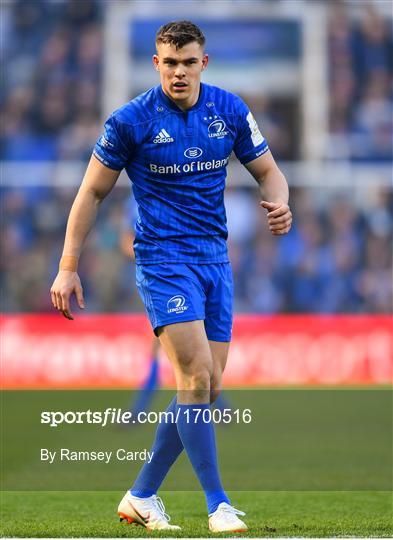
[131,397,183,497]
[130,357,160,416]
[176,403,230,514]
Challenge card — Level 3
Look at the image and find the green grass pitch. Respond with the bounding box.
[1,388,392,537]
[1,490,392,537]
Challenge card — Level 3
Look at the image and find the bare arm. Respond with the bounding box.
[50,155,121,319]
[245,150,292,236]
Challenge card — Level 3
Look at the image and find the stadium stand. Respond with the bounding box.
[1,1,392,315]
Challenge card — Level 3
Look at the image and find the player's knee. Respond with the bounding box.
[178,367,211,401]
[188,369,211,391]
[179,366,210,394]
[210,388,221,404]
[178,351,212,376]
[210,370,222,403]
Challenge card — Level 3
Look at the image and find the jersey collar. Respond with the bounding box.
[155,83,206,113]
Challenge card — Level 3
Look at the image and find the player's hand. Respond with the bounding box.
[261,200,292,236]
[50,271,85,320]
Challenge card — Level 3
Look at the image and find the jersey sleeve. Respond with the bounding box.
[233,98,269,165]
[93,113,134,170]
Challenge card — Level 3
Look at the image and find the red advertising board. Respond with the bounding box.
[1,314,391,388]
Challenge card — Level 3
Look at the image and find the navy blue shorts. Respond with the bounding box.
[136,262,233,342]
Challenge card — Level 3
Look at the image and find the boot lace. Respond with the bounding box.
[219,503,246,520]
[151,495,171,522]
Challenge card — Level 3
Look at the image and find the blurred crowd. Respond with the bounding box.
[2,183,392,314]
[1,1,392,314]
[329,4,393,161]
[1,2,392,162]
[1,0,103,161]
[228,185,392,314]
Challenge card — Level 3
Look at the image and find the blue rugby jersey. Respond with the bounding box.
[93,83,269,264]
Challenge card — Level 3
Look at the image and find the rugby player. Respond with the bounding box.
[50,20,292,532]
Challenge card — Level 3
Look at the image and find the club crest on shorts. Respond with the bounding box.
[167,295,188,314]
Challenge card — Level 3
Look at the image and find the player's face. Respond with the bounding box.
[153,41,208,110]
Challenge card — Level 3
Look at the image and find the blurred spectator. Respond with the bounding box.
[1,184,391,314]
[356,232,392,313]
[328,3,393,161]
[351,71,393,160]
[1,0,103,161]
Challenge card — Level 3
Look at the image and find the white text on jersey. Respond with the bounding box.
[149,157,230,175]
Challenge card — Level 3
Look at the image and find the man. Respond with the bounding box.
[50,20,292,532]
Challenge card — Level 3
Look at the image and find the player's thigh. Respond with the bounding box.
[157,320,213,379]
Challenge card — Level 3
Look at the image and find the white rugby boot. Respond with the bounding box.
[209,502,248,533]
[118,491,181,530]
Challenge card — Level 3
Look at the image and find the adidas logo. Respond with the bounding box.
[153,129,174,144]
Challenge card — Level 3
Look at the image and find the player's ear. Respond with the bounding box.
[201,54,209,70]
[153,55,159,71]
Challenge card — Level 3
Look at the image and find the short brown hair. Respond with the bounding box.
[156,20,205,50]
